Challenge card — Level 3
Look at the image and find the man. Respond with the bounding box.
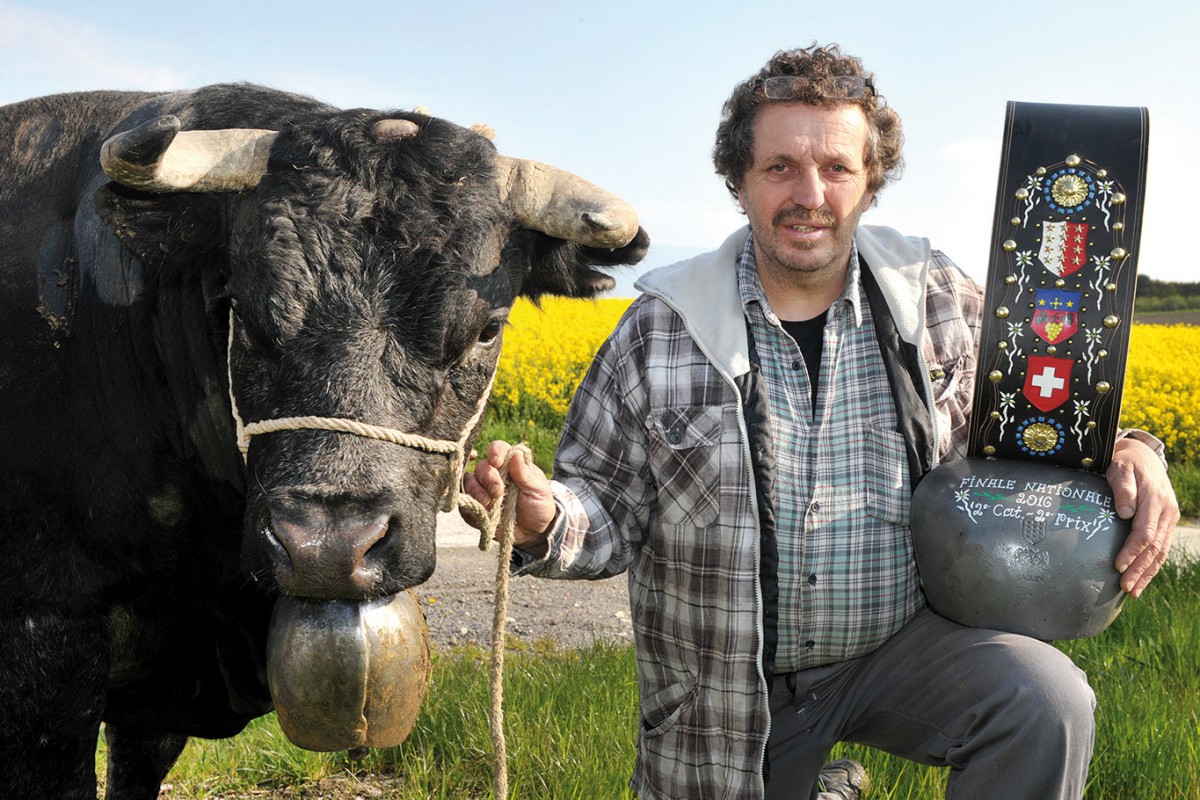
[464,44,1179,799]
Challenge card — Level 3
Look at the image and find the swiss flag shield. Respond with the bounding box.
[1023,355,1073,412]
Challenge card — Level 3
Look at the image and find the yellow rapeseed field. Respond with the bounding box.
[492,297,633,420]
[1123,324,1200,464]
[491,300,1199,464]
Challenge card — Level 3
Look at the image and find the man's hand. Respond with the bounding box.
[1108,437,1181,598]
[462,440,558,549]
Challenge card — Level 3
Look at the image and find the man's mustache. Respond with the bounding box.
[773,209,838,227]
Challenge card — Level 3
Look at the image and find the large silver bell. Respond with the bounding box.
[267,590,431,751]
[911,458,1129,640]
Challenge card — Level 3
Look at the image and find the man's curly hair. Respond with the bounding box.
[713,44,904,200]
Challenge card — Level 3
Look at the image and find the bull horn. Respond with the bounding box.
[495,155,640,250]
[101,115,277,193]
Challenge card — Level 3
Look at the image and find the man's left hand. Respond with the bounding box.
[1108,436,1181,598]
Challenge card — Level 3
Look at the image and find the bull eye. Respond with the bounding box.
[478,319,504,344]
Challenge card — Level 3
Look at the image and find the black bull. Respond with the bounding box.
[0,84,647,798]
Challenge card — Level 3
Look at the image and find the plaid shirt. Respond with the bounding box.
[739,236,923,670]
[524,226,983,799]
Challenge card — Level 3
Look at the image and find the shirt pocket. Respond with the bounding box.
[646,406,723,527]
[864,424,910,526]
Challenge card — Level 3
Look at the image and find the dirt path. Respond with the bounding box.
[416,512,633,651]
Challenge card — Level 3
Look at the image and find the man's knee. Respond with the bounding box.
[995,637,1095,740]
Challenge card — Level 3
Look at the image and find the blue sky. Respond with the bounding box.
[2,0,1194,292]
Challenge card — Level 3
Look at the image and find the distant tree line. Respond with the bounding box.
[1136,277,1200,313]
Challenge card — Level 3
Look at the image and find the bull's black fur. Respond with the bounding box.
[0,83,647,798]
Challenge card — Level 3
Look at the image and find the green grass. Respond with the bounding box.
[477,413,562,476]
[101,641,640,799]
[105,565,1200,798]
[1170,461,1200,520]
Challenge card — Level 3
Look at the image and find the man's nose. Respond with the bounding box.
[789,169,825,210]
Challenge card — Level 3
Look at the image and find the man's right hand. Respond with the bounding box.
[461,440,557,549]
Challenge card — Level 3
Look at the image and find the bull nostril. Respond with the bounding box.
[268,507,390,599]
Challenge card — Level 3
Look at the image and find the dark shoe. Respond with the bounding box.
[816,759,869,799]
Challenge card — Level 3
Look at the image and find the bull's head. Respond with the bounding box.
[100,110,647,604]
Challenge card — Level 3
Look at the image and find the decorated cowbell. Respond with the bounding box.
[910,101,1149,640]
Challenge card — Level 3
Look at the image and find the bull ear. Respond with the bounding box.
[93,183,224,269]
[521,225,650,300]
[101,115,277,193]
[495,155,641,250]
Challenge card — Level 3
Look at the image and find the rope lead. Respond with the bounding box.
[462,442,530,800]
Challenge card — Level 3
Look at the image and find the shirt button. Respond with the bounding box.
[791,359,802,370]
[809,501,820,513]
[808,573,818,586]
[805,639,816,649]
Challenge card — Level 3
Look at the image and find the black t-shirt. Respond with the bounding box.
[780,310,828,408]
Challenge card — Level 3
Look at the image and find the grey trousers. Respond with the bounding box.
[766,607,1096,800]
